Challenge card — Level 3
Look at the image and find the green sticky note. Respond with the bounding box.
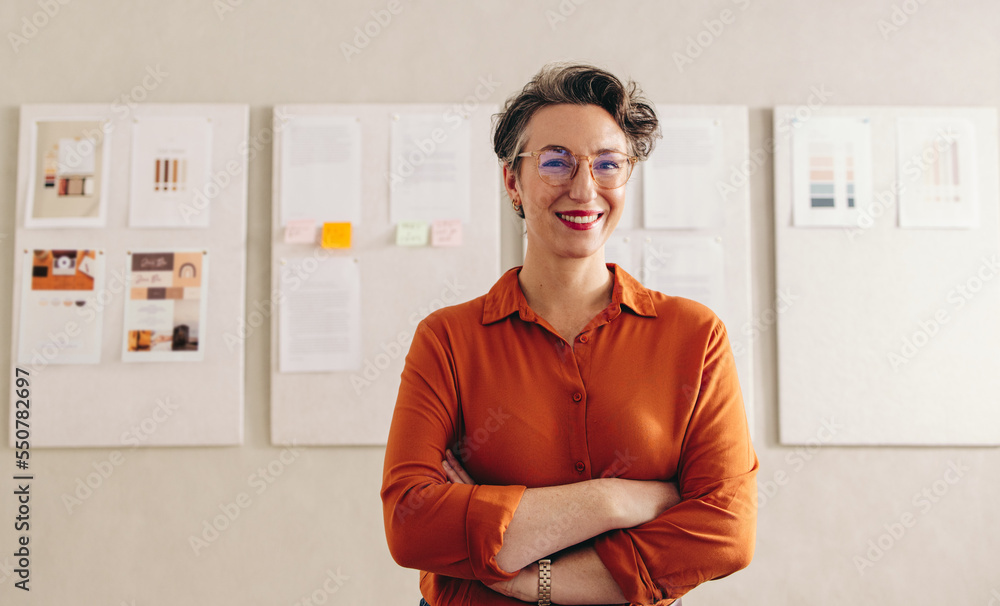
[396,221,429,246]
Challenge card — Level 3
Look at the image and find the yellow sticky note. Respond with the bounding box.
[321,222,351,249]
[396,221,429,246]
[431,219,462,247]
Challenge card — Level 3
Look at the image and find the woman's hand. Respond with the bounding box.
[442,449,474,484]
[486,564,538,602]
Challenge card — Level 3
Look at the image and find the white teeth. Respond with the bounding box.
[557,213,600,224]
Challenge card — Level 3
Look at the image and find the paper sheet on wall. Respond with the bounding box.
[122,251,209,362]
[279,256,361,373]
[25,119,111,228]
[896,117,979,228]
[128,117,214,228]
[643,118,726,229]
[280,116,362,226]
[791,116,872,227]
[389,113,471,224]
[642,236,726,318]
[18,249,105,365]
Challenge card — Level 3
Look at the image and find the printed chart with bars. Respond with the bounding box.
[153,157,188,192]
[791,115,872,227]
[916,132,960,203]
[807,141,855,208]
[897,117,978,228]
[128,116,213,227]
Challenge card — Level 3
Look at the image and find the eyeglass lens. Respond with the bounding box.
[536,148,630,187]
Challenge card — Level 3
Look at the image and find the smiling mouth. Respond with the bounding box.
[555,212,603,227]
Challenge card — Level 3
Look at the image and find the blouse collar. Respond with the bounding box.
[482,263,657,326]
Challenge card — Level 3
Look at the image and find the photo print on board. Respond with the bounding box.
[123,251,209,362]
[25,119,111,228]
[18,249,105,365]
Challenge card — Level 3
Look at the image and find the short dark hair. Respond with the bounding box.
[492,63,660,217]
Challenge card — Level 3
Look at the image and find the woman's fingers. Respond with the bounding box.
[442,458,464,483]
[443,449,476,484]
[447,450,476,484]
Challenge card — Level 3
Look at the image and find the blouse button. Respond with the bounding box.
[579,335,589,343]
[572,392,582,402]
[575,461,586,473]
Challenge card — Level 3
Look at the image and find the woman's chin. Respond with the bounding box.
[553,243,607,261]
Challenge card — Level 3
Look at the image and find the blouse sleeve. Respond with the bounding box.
[381,317,526,585]
[592,320,758,604]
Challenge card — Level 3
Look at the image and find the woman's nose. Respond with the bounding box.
[567,158,598,202]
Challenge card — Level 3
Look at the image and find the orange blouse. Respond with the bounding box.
[381,264,757,605]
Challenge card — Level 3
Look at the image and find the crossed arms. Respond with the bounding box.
[442,449,682,604]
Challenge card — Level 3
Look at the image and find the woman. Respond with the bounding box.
[381,63,757,605]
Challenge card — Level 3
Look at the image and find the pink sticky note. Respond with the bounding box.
[431,219,462,247]
[285,219,317,243]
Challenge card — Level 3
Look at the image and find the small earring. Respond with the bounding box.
[512,199,522,212]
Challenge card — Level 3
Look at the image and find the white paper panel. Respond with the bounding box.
[270,104,500,446]
[774,106,1000,445]
[9,103,248,447]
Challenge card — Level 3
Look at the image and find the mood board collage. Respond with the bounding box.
[10,103,757,447]
[10,104,248,447]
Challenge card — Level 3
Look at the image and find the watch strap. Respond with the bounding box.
[537,558,552,606]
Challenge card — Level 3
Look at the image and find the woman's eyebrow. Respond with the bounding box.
[537,144,626,154]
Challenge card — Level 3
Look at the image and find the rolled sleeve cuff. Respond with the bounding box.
[594,529,664,605]
[465,483,527,584]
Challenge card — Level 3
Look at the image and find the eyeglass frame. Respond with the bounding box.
[516,147,639,189]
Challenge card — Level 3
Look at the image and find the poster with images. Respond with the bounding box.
[129,117,214,228]
[122,251,209,362]
[25,119,111,228]
[18,249,105,365]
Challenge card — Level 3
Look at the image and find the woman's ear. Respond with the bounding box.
[502,162,520,206]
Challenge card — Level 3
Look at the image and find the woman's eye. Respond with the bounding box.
[542,159,572,169]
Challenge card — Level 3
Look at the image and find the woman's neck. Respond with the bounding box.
[517,246,614,318]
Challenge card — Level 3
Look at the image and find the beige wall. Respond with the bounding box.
[2,1,999,604]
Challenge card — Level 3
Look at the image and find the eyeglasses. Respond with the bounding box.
[518,147,638,189]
